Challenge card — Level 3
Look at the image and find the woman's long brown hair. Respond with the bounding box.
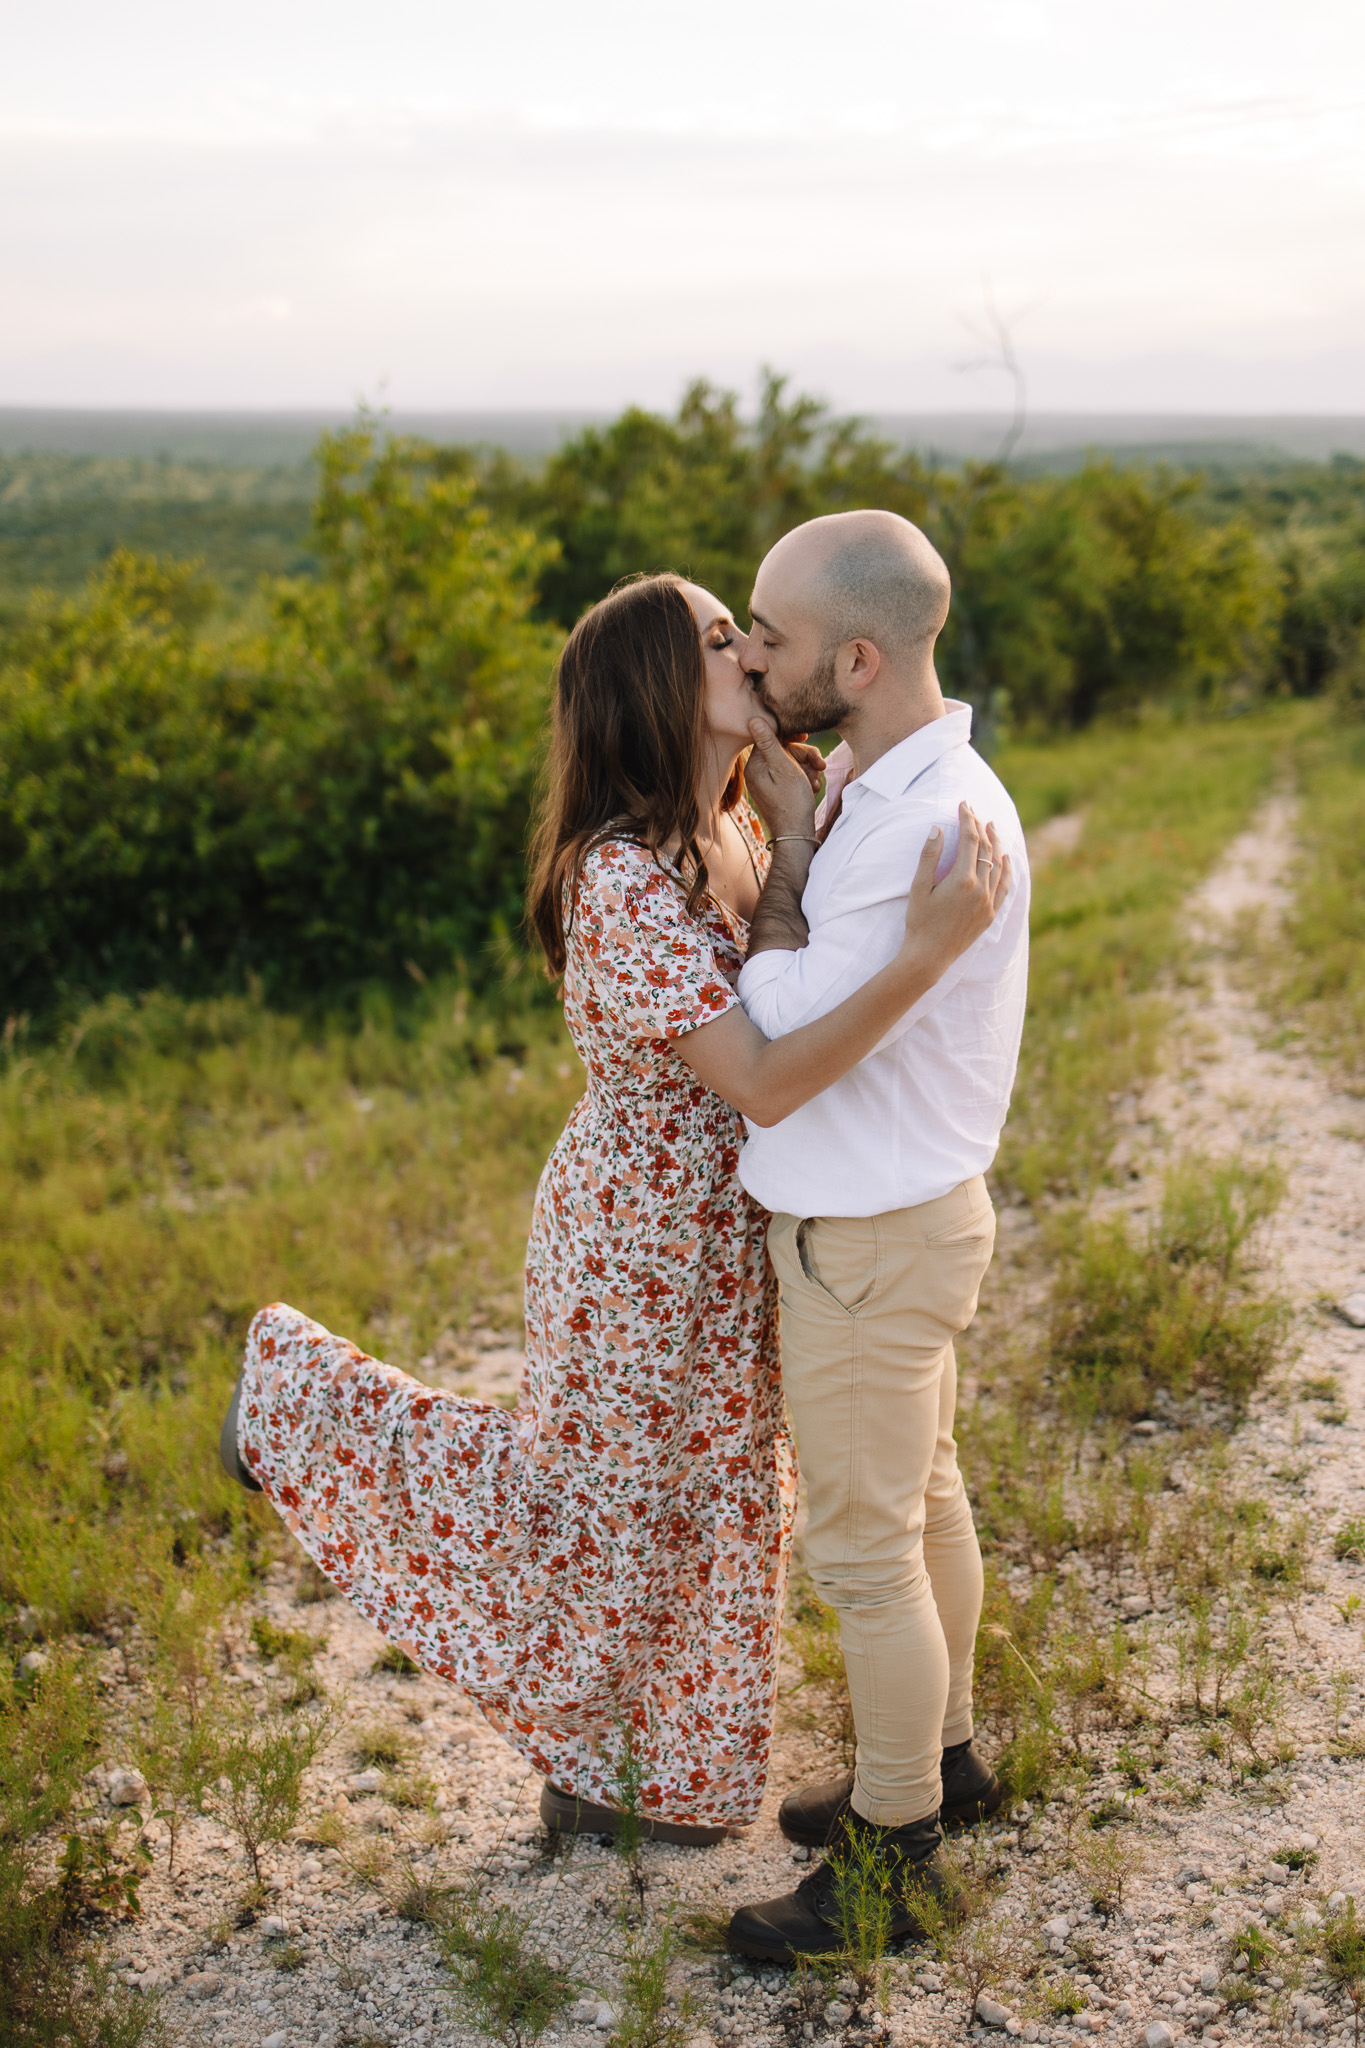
[527,574,744,976]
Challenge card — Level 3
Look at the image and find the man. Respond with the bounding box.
[728,509,1030,1963]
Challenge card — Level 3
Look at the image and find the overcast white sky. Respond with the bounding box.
[3,0,1363,413]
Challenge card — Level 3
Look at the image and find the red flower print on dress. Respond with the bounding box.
[236,806,795,1828]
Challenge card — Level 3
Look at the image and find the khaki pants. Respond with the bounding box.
[769,1178,995,1827]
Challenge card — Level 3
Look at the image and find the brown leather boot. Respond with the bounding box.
[728,1806,951,1963]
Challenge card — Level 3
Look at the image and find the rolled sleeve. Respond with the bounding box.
[735,947,799,1038]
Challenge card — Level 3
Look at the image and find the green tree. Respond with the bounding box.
[0,431,562,1015]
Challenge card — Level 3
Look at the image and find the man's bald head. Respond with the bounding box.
[761,510,951,663]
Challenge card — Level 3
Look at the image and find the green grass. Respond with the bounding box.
[0,699,1346,2035]
[1047,1153,1290,1420]
[1275,717,1365,1082]
[1,711,1293,1642]
[994,704,1313,1197]
[0,977,579,1626]
[0,967,580,2039]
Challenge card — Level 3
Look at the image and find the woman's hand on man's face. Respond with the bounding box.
[744,718,820,839]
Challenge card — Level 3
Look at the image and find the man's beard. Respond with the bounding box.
[757,644,853,740]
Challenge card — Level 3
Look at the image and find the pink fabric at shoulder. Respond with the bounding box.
[573,844,738,1043]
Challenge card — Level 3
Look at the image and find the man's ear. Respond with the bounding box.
[844,638,882,693]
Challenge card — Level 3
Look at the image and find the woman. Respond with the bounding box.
[228,574,1008,1843]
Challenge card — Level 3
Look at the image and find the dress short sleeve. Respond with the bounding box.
[572,843,740,1043]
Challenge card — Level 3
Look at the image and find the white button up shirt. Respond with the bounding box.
[735,702,1030,1219]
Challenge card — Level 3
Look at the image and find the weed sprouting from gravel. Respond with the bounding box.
[608,1717,652,1907]
[134,1673,222,1879]
[341,1838,394,1890]
[904,1843,1023,2034]
[677,1906,731,1954]
[1221,1973,1261,2011]
[394,1873,457,1926]
[1044,1973,1087,2016]
[1232,1925,1278,1971]
[250,1616,324,1664]
[821,1823,898,2006]
[383,1769,437,1811]
[352,1723,410,1770]
[439,1885,576,2048]
[1331,1668,1356,1731]
[249,1616,330,1710]
[612,1908,697,2048]
[1316,1896,1365,2048]
[205,1699,332,1885]
[1075,1820,1146,1912]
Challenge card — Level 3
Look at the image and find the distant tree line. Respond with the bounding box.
[3,377,1363,1018]
[0,451,318,613]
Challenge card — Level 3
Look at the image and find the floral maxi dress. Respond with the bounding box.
[238,817,797,1826]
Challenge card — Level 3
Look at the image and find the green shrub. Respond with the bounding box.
[504,375,1279,734]
[0,429,560,1017]
[0,390,1326,1027]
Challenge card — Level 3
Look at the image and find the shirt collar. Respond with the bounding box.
[845,701,974,804]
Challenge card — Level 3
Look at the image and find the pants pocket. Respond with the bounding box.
[924,1200,996,1250]
[794,1216,881,1316]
